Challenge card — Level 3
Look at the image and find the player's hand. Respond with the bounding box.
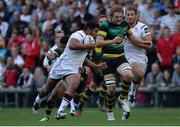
[47,65,51,72]
[96,62,107,69]
[144,41,152,45]
[112,36,123,44]
[47,52,56,60]
[79,66,85,74]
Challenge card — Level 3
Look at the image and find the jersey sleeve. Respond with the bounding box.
[125,22,132,36]
[142,25,151,37]
[97,22,109,38]
[70,32,84,44]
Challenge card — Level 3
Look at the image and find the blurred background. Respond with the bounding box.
[0,0,179,109]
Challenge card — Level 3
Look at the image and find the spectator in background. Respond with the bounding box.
[42,11,57,32]
[4,57,20,89]
[0,17,8,38]
[7,29,24,48]
[145,62,163,88]
[10,47,24,68]
[158,69,172,107]
[29,12,41,30]
[168,63,180,107]
[0,57,5,88]
[156,26,174,71]
[0,36,7,59]
[42,23,55,47]
[159,4,180,38]
[173,46,180,64]
[0,0,8,21]
[68,21,80,35]
[21,33,40,71]
[171,63,180,87]
[171,20,180,52]
[7,0,21,14]
[17,67,34,107]
[17,67,33,89]
[145,62,163,106]
[32,67,46,91]
[56,0,71,21]
[24,0,36,14]
[148,8,161,41]
[28,67,47,107]
[7,11,28,39]
[33,1,45,22]
[74,0,94,25]
[20,5,31,23]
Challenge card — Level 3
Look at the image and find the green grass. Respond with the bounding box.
[0,107,180,126]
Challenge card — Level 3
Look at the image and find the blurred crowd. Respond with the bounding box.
[0,0,179,107]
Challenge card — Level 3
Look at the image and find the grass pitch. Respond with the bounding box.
[0,107,180,126]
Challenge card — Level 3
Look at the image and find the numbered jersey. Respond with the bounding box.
[124,22,151,57]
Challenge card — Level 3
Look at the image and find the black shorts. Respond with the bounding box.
[91,68,104,86]
[102,55,128,75]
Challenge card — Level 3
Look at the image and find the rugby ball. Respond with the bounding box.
[83,35,95,44]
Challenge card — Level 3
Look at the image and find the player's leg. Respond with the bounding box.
[33,77,59,112]
[76,80,95,115]
[40,80,66,121]
[75,66,94,115]
[97,81,107,112]
[55,74,81,119]
[117,62,132,120]
[104,73,116,121]
[128,62,145,107]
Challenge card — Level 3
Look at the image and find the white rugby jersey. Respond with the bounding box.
[51,30,88,75]
[124,22,151,57]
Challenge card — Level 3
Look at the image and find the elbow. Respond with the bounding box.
[69,45,78,50]
[95,41,102,47]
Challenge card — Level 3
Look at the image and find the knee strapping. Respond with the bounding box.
[104,78,116,86]
[117,63,132,74]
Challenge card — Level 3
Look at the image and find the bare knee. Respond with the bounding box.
[107,86,116,95]
[122,70,132,82]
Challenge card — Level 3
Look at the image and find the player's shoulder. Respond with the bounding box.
[136,22,150,33]
[71,30,86,39]
[121,20,131,27]
[100,21,109,28]
[50,44,58,51]
[136,22,148,29]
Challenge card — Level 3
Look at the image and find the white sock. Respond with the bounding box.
[130,81,138,96]
[70,99,75,112]
[57,97,70,113]
[35,95,41,103]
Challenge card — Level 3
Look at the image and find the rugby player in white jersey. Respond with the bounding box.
[124,6,152,119]
[49,23,107,119]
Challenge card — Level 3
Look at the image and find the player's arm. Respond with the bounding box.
[69,38,95,50]
[127,33,152,49]
[96,22,123,47]
[84,57,107,69]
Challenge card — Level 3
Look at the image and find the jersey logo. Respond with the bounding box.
[144,27,150,33]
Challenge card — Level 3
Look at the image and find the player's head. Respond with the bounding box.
[125,6,138,25]
[110,5,124,25]
[55,30,65,45]
[60,36,69,49]
[84,22,99,38]
[98,15,108,25]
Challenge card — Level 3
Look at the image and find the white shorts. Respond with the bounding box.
[125,54,148,71]
[49,61,79,80]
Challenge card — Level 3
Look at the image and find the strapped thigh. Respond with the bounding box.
[116,62,132,75]
[104,78,116,86]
